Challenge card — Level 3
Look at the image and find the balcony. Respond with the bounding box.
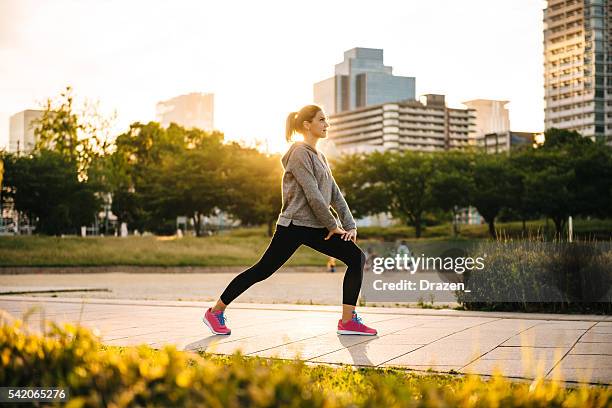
[331,115,385,132]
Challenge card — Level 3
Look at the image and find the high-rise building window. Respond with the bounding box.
[341,76,350,112]
[356,74,366,108]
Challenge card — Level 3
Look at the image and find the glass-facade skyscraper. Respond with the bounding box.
[314,48,416,115]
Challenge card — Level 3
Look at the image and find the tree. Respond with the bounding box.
[523,149,576,237]
[471,154,520,239]
[145,128,230,236]
[571,143,612,220]
[370,150,434,238]
[542,127,590,150]
[548,130,612,221]
[2,150,101,235]
[108,121,180,231]
[224,143,283,236]
[527,128,612,236]
[0,87,115,235]
[430,151,475,237]
[331,152,389,221]
[33,86,114,180]
[507,149,541,235]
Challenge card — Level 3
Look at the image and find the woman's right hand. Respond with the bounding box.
[325,226,347,240]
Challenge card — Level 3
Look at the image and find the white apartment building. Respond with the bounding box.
[155,92,214,131]
[322,94,475,159]
[543,0,611,141]
[8,110,44,155]
[462,99,511,137]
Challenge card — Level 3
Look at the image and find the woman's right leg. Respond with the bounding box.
[301,229,366,308]
[217,223,303,307]
[300,229,375,335]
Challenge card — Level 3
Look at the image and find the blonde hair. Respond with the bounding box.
[285,105,322,142]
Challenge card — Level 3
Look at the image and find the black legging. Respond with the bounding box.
[220,221,367,306]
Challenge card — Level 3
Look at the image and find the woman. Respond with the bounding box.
[202,105,377,336]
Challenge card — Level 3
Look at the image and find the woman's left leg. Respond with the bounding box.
[302,228,376,335]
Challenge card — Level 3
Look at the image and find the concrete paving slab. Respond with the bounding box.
[589,327,612,334]
[360,335,426,346]
[250,339,358,360]
[311,343,423,366]
[556,354,612,369]
[570,342,612,355]
[478,346,569,361]
[501,328,587,348]
[533,321,596,330]
[388,327,464,343]
[381,342,498,367]
[548,355,612,384]
[462,358,559,379]
[580,331,612,343]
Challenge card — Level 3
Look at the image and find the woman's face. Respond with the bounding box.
[304,110,330,139]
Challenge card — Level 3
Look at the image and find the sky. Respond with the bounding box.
[0,0,547,154]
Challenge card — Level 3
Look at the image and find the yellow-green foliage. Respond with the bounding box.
[1,316,610,407]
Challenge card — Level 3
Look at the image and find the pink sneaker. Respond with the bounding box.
[203,307,231,335]
[337,311,377,335]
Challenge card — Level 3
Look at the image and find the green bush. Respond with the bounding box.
[1,313,611,407]
[457,240,612,314]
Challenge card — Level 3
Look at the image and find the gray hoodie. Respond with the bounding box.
[276,141,356,231]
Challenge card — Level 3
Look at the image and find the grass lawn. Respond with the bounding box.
[0,218,609,267]
[0,233,334,267]
[358,218,612,240]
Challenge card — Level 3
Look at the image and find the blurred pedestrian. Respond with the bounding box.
[327,257,336,273]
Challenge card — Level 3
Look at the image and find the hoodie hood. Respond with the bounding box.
[281,141,317,169]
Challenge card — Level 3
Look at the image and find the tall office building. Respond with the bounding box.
[543,0,611,140]
[8,110,44,155]
[156,92,214,131]
[314,48,416,115]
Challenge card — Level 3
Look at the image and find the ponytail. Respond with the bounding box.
[285,105,323,143]
[285,112,298,142]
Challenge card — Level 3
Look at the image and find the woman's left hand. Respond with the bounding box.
[341,228,357,242]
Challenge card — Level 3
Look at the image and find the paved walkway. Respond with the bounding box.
[1,296,610,385]
[0,271,379,305]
